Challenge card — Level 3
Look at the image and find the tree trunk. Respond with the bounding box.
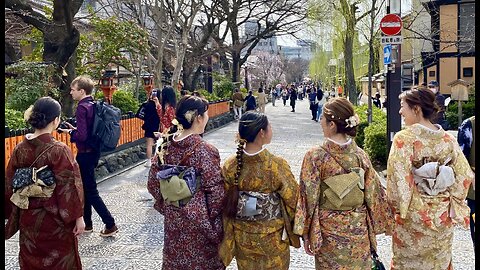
[344,20,357,105]
[231,51,241,85]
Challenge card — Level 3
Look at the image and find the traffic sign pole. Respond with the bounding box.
[385,0,402,154]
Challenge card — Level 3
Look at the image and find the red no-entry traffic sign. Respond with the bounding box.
[380,14,402,36]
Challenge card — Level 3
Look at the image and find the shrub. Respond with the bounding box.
[5,108,28,130]
[213,72,235,99]
[197,89,221,102]
[94,90,139,114]
[445,98,475,129]
[353,104,386,148]
[363,122,387,165]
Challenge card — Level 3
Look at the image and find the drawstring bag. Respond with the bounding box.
[12,144,56,191]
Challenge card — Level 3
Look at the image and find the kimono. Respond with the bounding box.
[387,124,473,270]
[5,133,84,270]
[147,134,226,270]
[156,104,175,133]
[219,149,299,270]
[294,139,393,269]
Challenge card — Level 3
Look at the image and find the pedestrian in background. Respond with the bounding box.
[373,92,382,109]
[386,88,473,269]
[6,97,85,269]
[307,88,318,120]
[271,87,277,106]
[219,111,299,269]
[315,88,326,122]
[257,87,267,113]
[428,80,448,129]
[147,95,226,269]
[143,88,161,167]
[289,87,297,112]
[232,88,244,120]
[294,97,393,269]
[282,88,289,106]
[156,86,177,133]
[244,90,257,112]
[457,115,475,253]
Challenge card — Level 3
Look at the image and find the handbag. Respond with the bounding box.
[135,102,148,120]
[12,144,56,191]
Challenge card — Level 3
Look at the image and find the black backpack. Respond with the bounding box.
[89,100,122,152]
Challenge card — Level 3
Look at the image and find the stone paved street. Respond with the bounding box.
[5,99,475,269]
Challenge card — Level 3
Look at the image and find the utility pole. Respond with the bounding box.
[384,0,402,153]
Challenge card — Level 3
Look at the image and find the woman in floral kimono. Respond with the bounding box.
[219,111,299,270]
[156,86,177,133]
[294,97,393,269]
[387,88,473,269]
[5,97,85,269]
[147,95,226,270]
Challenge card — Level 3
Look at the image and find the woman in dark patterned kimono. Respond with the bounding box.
[293,97,393,269]
[5,97,85,269]
[147,95,226,270]
[219,111,299,270]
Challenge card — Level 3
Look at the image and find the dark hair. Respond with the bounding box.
[258,87,263,93]
[248,90,253,96]
[180,90,187,96]
[71,76,94,95]
[398,87,439,121]
[322,97,357,137]
[224,111,269,218]
[27,96,61,129]
[174,95,209,130]
[161,86,177,111]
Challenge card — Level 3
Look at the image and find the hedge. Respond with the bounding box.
[5,108,28,130]
[94,90,139,114]
[353,104,387,148]
[363,122,388,165]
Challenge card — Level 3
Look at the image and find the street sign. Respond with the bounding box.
[384,44,392,65]
[381,35,403,45]
[380,14,402,36]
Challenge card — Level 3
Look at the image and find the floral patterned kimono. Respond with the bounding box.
[5,134,84,269]
[294,138,393,269]
[219,149,299,270]
[147,134,226,270]
[387,124,473,270]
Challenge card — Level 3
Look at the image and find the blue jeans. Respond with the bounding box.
[316,104,323,121]
[76,152,115,229]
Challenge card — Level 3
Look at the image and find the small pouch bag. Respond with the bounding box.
[12,144,56,191]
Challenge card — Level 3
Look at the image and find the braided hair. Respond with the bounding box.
[224,111,269,218]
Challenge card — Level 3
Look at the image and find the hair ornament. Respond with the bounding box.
[345,114,360,128]
[184,110,197,123]
[24,105,34,122]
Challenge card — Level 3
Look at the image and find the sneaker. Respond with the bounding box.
[84,226,93,233]
[144,159,152,167]
[100,225,118,237]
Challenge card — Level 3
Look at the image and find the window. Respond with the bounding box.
[429,71,436,77]
[459,3,475,53]
[463,67,473,77]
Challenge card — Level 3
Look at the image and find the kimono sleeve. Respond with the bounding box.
[5,147,20,219]
[197,143,226,219]
[386,132,415,219]
[448,138,474,227]
[50,145,84,224]
[147,156,165,214]
[293,149,321,236]
[273,157,299,220]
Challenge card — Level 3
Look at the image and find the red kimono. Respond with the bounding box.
[156,104,176,132]
[5,134,84,270]
[147,134,226,270]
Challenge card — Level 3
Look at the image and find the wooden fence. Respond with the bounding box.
[4,100,230,170]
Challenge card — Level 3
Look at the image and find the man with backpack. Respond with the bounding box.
[59,75,118,237]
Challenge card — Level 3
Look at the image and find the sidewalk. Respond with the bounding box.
[5,99,474,269]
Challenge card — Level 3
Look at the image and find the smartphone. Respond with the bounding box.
[151,90,157,98]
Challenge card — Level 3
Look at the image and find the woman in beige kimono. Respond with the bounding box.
[294,97,393,269]
[219,111,299,270]
[387,87,473,269]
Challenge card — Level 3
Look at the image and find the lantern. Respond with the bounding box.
[99,70,117,104]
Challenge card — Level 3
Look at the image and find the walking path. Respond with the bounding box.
[5,99,474,269]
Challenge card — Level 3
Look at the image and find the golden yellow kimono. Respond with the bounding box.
[294,139,393,269]
[219,149,299,270]
[387,124,473,270]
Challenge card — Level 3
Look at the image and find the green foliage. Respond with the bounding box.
[445,87,475,129]
[363,122,387,165]
[353,104,386,148]
[240,88,248,94]
[94,90,139,114]
[5,108,28,130]
[213,72,235,99]
[197,89,221,102]
[19,28,43,62]
[5,61,60,111]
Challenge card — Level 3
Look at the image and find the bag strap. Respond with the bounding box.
[176,140,204,166]
[29,143,55,168]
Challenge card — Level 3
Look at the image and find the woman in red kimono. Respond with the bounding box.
[156,86,177,133]
[147,95,226,270]
[5,96,85,269]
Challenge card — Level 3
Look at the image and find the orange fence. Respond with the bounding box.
[5,101,230,170]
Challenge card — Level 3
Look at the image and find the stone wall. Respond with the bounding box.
[95,112,234,182]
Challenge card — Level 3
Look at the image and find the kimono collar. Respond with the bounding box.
[243,147,267,156]
[407,123,444,139]
[323,137,357,154]
[25,133,55,146]
[242,148,270,162]
[170,133,202,147]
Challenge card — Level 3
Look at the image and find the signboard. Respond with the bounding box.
[381,35,403,45]
[380,14,403,36]
[383,44,392,65]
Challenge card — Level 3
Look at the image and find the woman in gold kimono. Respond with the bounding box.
[387,88,473,269]
[294,97,393,269]
[219,111,299,270]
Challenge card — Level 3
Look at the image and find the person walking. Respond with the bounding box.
[143,88,161,167]
[386,88,473,269]
[289,87,297,112]
[457,116,475,253]
[232,88,244,120]
[5,97,85,269]
[257,87,268,113]
[428,80,448,129]
[156,86,177,133]
[315,88,326,122]
[244,90,257,112]
[60,76,118,237]
[294,97,393,269]
[219,111,299,269]
[147,95,226,269]
[307,89,318,120]
[281,88,289,106]
[271,87,277,106]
